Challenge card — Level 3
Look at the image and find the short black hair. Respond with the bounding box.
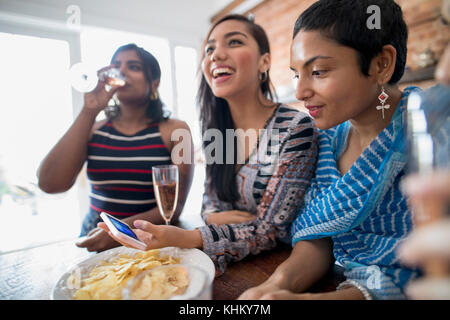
[293,0,408,84]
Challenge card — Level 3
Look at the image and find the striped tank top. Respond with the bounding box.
[87,121,172,219]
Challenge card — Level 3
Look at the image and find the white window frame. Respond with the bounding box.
[0,12,83,117]
[0,12,89,220]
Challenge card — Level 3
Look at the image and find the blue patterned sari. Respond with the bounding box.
[291,86,422,299]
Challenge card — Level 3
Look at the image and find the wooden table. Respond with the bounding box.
[0,238,94,299]
[212,242,345,299]
[0,237,343,300]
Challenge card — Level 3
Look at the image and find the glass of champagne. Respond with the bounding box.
[152,165,179,225]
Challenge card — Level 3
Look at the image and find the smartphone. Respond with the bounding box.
[100,212,147,250]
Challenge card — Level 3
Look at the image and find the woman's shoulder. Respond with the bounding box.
[159,118,190,131]
[158,118,192,151]
[273,104,314,131]
[93,119,109,130]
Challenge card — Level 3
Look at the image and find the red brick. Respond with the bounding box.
[244,0,446,90]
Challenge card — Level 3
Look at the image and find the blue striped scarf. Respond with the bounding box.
[291,87,421,299]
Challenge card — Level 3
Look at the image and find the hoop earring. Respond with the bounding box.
[259,70,268,82]
[150,91,159,101]
[376,85,390,119]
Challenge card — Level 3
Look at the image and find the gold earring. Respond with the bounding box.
[150,91,158,100]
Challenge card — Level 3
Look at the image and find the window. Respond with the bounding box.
[174,46,201,147]
[174,46,204,222]
[0,32,80,253]
[0,19,204,253]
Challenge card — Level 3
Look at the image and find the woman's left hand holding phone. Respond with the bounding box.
[98,220,203,251]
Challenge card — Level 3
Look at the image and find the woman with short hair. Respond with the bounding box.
[240,0,422,300]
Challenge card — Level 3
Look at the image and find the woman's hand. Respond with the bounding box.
[240,287,362,300]
[82,65,122,115]
[206,210,256,226]
[238,279,287,300]
[397,219,450,266]
[75,227,121,252]
[98,220,203,251]
[255,290,315,300]
[239,282,315,300]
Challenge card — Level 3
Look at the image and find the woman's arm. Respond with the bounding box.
[98,220,203,251]
[37,80,119,193]
[200,175,233,223]
[37,109,100,193]
[239,238,334,299]
[206,210,256,225]
[245,287,364,300]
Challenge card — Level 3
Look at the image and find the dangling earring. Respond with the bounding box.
[376,85,390,119]
[150,91,159,101]
[259,70,268,82]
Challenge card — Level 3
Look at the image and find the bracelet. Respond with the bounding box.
[336,280,373,300]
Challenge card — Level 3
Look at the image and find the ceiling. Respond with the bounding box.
[0,0,234,46]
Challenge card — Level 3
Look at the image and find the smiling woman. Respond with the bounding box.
[240,0,423,301]
[199,15,277,202]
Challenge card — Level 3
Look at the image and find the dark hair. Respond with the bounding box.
[198,14,275,203]
[105,43,170,123]
[293,0,408,84]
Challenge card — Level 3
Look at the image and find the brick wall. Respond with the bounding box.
[251,0,317,108]
[243,0,449,107]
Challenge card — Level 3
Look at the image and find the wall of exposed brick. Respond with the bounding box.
[242,0,449,107]
[399,0,448,67]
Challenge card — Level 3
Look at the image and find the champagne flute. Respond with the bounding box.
[152,165,179,225]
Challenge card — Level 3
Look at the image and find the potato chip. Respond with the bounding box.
[127,265,189,300]
[72,249,183,300]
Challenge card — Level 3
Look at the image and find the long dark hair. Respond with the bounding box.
[198,14,276,203]
[105,43,170,123]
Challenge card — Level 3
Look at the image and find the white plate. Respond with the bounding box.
[50,246,215,300]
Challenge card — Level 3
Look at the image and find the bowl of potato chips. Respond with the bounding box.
[51,246,215,300]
